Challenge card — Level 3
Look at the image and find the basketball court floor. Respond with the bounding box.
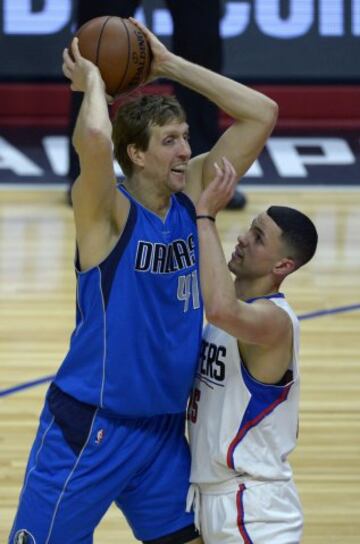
[1,180,359,543]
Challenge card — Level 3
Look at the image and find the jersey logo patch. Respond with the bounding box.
[95,429,104,445]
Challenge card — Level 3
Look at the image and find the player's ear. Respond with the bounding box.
[273,257,296,278]
[127,144,145,168]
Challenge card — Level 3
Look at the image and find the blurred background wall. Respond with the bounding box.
[0,0,359,186]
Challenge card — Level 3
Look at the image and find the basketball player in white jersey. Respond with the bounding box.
[187,159,318,543]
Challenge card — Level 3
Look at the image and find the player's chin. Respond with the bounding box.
[169,173,186,192]
[228,258,240,274]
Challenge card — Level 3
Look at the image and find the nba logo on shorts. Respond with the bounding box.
[95,428,104,445]
[14,530,35,543]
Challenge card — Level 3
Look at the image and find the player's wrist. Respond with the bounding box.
[196,206,215,217]
[157,54,189,80]
[196,214,216,223]
[84,68,105,90]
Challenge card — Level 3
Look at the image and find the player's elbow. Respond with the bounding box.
[263,98,279,129]
[73,126,111,157]
[205,302,232,329]
[205,310,224,329]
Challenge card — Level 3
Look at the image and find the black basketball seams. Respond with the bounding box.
[95,16,112,67]
[115,18,132,96]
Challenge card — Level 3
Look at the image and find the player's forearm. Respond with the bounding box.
[160,55,277,125]
[197,220,271,343]
[197,219,238,322]
[73,73,112,155]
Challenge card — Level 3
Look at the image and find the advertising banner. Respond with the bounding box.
[0,0,359,82]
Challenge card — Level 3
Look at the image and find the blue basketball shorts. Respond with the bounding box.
[9,384,197,543]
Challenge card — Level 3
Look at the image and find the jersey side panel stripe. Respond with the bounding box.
[236,484,253,544]
[227,384,292,469]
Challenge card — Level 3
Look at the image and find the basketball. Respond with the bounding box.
[74,16,152,97]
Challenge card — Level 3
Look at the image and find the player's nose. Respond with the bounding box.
[237,233,247,246]
[177,138,191,159]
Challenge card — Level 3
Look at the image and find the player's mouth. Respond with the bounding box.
[171,164,187,176]
[232,247,244,260]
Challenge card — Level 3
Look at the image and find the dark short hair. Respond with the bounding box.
[267,206,318,268]
[112,94,186,177]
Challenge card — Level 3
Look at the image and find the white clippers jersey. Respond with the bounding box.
[188,294,300,484]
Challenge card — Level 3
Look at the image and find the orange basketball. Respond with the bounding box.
[74,16,152,97]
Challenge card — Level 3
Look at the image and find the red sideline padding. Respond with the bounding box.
[1,83,360,130]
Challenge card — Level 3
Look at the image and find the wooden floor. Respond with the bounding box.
[1,187,360,543]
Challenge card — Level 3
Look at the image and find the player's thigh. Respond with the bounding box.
[9,400,116,544]
[242,481,303,543]
[201,481,303,544]
[116,413,197,542]
[199,491,239,544]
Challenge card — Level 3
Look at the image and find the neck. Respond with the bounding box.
[123,176,171,218]
[234,277,280,301]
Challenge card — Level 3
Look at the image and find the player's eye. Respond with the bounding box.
[251,228,262,243]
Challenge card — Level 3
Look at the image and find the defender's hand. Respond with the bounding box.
[197,157,238,218]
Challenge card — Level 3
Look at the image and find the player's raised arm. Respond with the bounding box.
[130,18,278,204]
[195,158,291,347]
[170,62,278,203]
[63,38,129,270]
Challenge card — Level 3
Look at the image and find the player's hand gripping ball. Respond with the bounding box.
[74,16,152,97]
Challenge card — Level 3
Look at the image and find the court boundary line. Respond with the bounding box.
[1,303,359,399]
[0,375,55,397]
[299,303,360,320]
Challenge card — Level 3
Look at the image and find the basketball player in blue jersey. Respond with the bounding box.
[9,21,278,544]
[187,161,318,543]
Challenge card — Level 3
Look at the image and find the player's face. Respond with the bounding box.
[141,121,191,192]
[228,212,285,279]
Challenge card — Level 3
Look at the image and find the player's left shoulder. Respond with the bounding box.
[252,297,293,339]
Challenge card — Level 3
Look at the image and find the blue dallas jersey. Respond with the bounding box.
[55,187,203,417]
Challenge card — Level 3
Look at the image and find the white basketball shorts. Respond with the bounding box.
[187,478,303,543]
